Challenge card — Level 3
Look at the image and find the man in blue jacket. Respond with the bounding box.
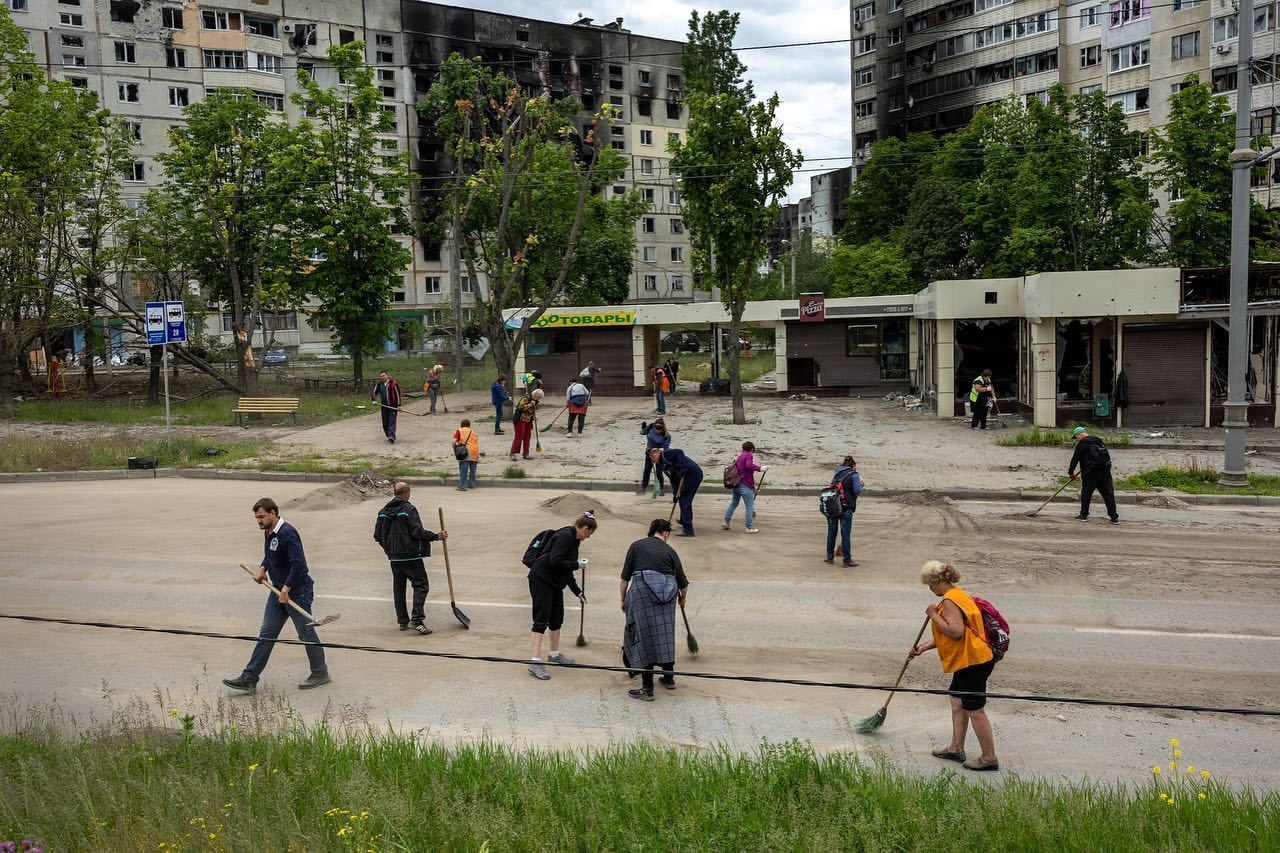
[650,446,703,536]
[223,498,330,692]
[639,418,670,497]
[491,374,511,435]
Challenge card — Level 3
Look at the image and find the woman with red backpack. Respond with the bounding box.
[907,560,1000,772]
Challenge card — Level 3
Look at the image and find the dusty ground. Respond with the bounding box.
[1,476,1278,787]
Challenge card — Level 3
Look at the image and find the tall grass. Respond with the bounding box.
[1114,461,1280,496]
[998,425,1132,448]
[0,710,1273,852]
[0,434,261,472]
[9,393,369,427]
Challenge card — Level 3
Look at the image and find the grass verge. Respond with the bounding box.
[0,434,261,472]
[0,719,1272,851]
[998,424,1132,448]
[8,393,371,428]
[1114,463,1280,496]
[672,348,776,385]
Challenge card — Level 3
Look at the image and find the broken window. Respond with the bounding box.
[110,0,139,23]
[1211,317,1275,403]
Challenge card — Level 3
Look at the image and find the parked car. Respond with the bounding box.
[261,346,288,366]
[662,331,703,353]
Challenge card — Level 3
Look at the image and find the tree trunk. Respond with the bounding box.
[353,345,365,384]
[148,343,162,403]
[0,342,17,416]
[728,296,746,425]
[82,313,98,393]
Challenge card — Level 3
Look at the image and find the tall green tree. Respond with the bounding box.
[670,10,801,424]
[158,92,301,394]
[840,134,938,247]
[419,53,637,385]
[291,44,412,382]
[827,239,911,296]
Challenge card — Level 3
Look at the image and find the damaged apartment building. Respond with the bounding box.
[10,1,692,358]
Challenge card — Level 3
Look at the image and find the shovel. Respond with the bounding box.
[238,564,340,626]
[437,508,471,629]
[1025,476,1075,517]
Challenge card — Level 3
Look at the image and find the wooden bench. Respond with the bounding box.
[232,397,300,426]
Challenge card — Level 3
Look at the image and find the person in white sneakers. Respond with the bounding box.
[722,441,767,533]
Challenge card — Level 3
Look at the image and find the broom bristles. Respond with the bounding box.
[576,634,588,647]
[687,635,699,655]
[854,707,888,734]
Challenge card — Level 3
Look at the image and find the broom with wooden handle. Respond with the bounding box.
[854,616,931,734]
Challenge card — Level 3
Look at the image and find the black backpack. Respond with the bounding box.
[1083,438,1111,470]
[521,528,558,568]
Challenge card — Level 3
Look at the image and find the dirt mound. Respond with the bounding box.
[285,471,393,512]
[892,490,952,506]
[539,492,613,518]
[1141,495,1192,510]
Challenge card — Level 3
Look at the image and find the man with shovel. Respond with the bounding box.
[371,370,401,443]
[373,481,447,634]
[223,498,330,693]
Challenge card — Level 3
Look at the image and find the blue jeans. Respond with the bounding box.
[241,585,327,683]
[724,483,755,528]
[826,511,853,561]
[654,390,666,413]
[494,403,505,433]
[458,459,477,488]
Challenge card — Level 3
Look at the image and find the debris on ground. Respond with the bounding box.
[539,492,614,517]
[788,393,817,401]
[285,470,392,511]
[1140,495,1192,510]
[892,490,952,506]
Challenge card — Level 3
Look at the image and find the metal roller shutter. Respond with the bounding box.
[576,327,635,394]
[1121,326,1206,426]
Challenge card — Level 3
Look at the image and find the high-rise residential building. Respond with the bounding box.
[8,1,692,357]
[853,0,1280,198]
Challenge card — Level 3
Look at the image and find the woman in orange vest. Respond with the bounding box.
[907,560,999,771]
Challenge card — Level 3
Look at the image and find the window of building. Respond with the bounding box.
[668,131,680,146]
[254,53,282,74]
[668,187,680,205]
[202,10,241,30]
[642,188,655,203]
[109,0,135,22]
[1108,87,1149,113]
[423,276,442,294]
[1212,65,1237,93]
[516,28,529,42]
[377,50,394,63]
[854,2,875,23]
[204,50,246,70]
[125,120,142,141]
[168,86,189,107]
[643,274,658,291]
[611,140,625,150]
[612,185,626,196]
[976,0,1014,9]
[609,95,624,107]
[1109,40,1149,72]
[637,99,652,117]
[610,125,625,137]
[378,69,395,83]
[166,47,186,68]
[1108,0,1148,28]
[1080,83,1103,94]
[667,73,682,90]
[854,34,877,55]
[62,54,86,68]
[59,12,83,26]
[888,59,904,79]
[114,42,136,64]
[69,76,87,87]
[887,26,903,45]
[671,275,685,291]
[460,276,474,293]
[1173,0,1201,8]
[642,216,656,233]
[254,90,284,111]
[666,101,682,120]
[855,65,875,87]
[381,85,396,98]
[125,160,145,182]
[337,28,355,45]
[670,246,684,262]
[61,35,84,47]
[118,82,140,103]
[1171,31,1199,60]
[1080,45,1101,67]
[670,218,684,234]
[846,324,879,357]
[888,92,903,111]
[1081,4,1099,26]
[640,158,654,175]
[8,0,27,10]
[1170,75,1197,94]
[855,98,876,118]
[974,10,1058,48]
[640,129,653,145]
[161,6,183,29]
[638,69,651,86]
[246,17,277,37]
[1213,14,1238,43]
[643,246,657,262]
[376,34,393,46]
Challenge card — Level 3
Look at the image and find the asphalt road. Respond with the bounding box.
[1,479,1277,787]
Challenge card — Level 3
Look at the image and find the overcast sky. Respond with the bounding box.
[458,1,853,202]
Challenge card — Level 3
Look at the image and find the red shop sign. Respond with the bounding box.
[798,293,825,322]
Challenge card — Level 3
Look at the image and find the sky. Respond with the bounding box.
[457,1,853,203]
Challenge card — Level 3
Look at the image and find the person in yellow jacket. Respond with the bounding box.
[969,369,994,430]
[908,559,999,771]
[452,419,480,490]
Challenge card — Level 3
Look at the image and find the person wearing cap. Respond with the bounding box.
[1068,426,1118,523]
[969,369,994,430]
[510,387,543,460]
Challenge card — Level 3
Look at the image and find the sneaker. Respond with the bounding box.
[510,454,519,461]
[298,673,330,690]
[721,522,731,530]
[1110,516,1120,524]
[677,530,696,537]
[410,622,432,635]
[744,527,760,534]
[843,560,858,568]
[659,677,676,690]
[222,676,256,692]
[456,486,467,492]
[528,662,551,680]
[823,557,834,564]
[549,653,575,665]
[398,623,409,631]
[628,688,655,702]
[1075,514,1089,520]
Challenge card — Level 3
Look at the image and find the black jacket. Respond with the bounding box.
[373,498,440,561]
[1068,436,1111,476]
[528,525,583,596]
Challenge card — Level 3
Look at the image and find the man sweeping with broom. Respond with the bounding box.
[619,519,689,701]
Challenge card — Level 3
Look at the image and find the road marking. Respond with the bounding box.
[328,594,528,610]
[1075,627,1280,641]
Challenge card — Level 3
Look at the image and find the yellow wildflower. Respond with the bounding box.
[1167,798,1176,806]
[1186,765,1195,774]
[169,708,179,717]
[1172,749,1182,758]
[248,763,259,772]
[1158,792,1168,801]
[338,826,350,837]
[1201,769,1211,778]
[1170,738,1179,747]
[1152,766,1162,774]
[1169,761,1178,769]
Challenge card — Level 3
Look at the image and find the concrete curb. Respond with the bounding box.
[1,467,1278,507]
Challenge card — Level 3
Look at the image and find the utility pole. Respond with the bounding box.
[449,215,464,392]
[790,239,798,299]
[1222,0,1255,487]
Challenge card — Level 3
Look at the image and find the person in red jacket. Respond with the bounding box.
[371,370,402,443]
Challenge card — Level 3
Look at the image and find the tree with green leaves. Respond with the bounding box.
[828,239,911,296]
[670,10,801,424]
[840,134,939,247]
[291,43,412,382]
[419,53,638,385]
[157,91,301,395]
